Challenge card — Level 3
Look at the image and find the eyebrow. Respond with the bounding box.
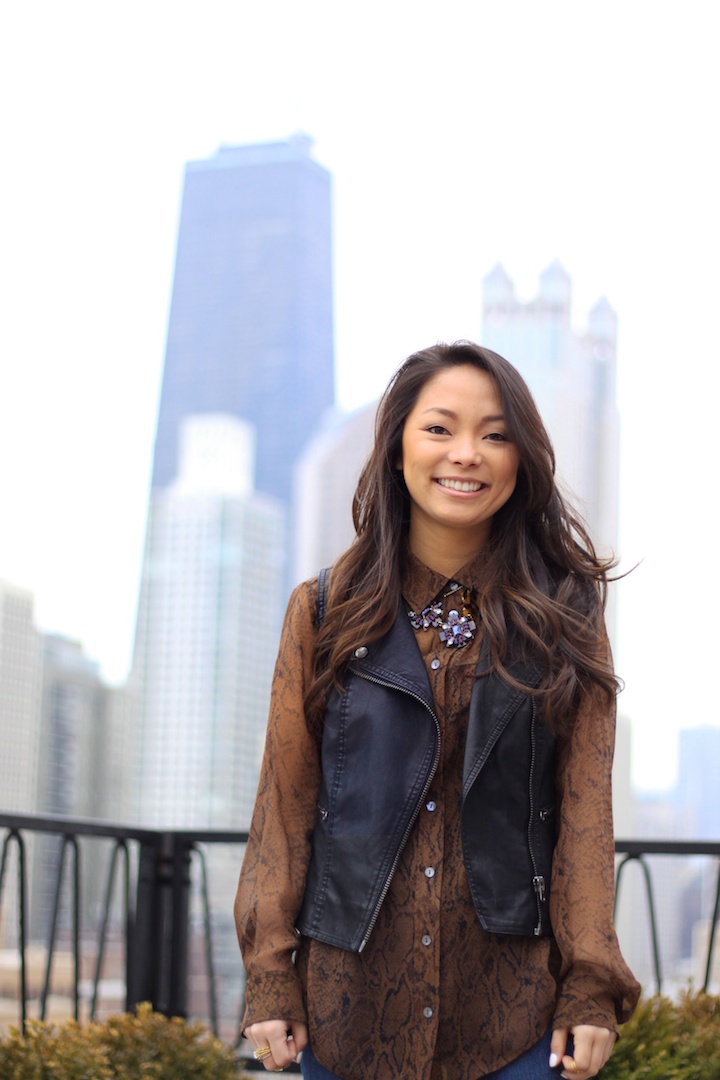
[420,407,506,423]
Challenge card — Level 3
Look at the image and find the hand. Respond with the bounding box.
[550,1025,616,1078]
[245,1019,308,1072]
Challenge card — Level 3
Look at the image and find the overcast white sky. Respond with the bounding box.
[1,1,718,792]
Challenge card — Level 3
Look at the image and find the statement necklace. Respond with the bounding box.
[407,581,477,648]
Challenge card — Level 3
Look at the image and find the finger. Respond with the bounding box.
[287,1021,309,1058]
[550,1027,568,1069]
[247,1020,292,1071]
[561,1029,615,1078]
[586,1032,616,1076]
[263,1022,310,1073]
[247,1019,288,1046]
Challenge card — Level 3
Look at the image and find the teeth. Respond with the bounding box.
[438,479,484,492]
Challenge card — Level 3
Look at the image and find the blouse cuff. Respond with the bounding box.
[554,965,640,1033]
[242,968,307,1034]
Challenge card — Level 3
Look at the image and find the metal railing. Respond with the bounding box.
[614,838,720,995]
[0,813,268,1066]
[1,812,719,1070]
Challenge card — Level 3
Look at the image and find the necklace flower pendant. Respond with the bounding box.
[439,607,476,648]
[408,601,444,630]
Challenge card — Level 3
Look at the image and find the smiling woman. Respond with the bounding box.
[235,342,640,1080]
[400,365,521,576]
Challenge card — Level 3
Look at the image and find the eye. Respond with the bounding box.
[426,424,450,435]
[484,431,509,442]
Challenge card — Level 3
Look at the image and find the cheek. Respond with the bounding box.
[506,452,521,485]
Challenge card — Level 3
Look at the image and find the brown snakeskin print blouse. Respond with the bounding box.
[235,551,640,1079]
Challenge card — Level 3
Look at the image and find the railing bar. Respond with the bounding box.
[0,811,169,842]
[41,834,80,1021]
[16,831,29,1032]
[0,831,30,1030]
[615,839,720,857]
[123,841,133,1012]
[193,845,219,1036]
[613,852,633,920]
[72,836,81,1021]
[92,840,124,1019]
[703,858,720,992]
[638,855,663,994]
[41,835,68,1021]
[0,832,11,903]
[92,842,115,1019]
[614,852,663,993]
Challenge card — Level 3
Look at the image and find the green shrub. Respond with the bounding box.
[0,1002,244,1079]
[601,991,720,1079]
[4,993,718,1078]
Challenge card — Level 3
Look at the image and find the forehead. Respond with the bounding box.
[411,364,502,409]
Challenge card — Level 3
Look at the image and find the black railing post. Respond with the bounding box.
[127,833,167,1010]
[127,831,192,1018]
[168,835,193,1019]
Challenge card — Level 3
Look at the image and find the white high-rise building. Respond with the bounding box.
[130,415,285,829]
[293,403,377,584]
[0,579,42,813]
[482,261,627,836]
[482,261,619,555]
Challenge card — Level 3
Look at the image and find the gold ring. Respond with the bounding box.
[253,1045,273,1060]
[568,1062,580,1074]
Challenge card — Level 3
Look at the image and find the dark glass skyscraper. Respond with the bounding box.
[152,134,335,504]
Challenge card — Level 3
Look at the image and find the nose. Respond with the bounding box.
[449,436,481,467]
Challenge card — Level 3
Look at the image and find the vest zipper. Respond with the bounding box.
[351,667,441,952]
[527,698,545,935]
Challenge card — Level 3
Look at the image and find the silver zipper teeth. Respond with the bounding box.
[527,698,544,935]
[351,666,441,952]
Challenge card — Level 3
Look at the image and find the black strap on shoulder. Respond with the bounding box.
[316,567,330,628]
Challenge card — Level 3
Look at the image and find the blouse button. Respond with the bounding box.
[426,800,436,812]
[424,866,435,878]
[354,646,368,659]
[423,1006,434,1018]
[430,658,440,670]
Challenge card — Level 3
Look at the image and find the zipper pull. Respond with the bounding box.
[533,875,546,902]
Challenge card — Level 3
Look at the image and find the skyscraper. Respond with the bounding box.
[129,136,335,830]
[0,579,42,814]
[152,134,335,506]
[293,401,377,584]
[32,634,125,939]
[132,415,285,828]
[482,262,619,554]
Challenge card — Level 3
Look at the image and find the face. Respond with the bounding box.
[399,364,520,556]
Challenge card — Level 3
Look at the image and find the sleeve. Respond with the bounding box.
[234,579,322,1031]
[550,656,641,1033]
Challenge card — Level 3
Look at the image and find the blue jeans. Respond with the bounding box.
[301,1028,560,1079]
[485,1027,558,1078]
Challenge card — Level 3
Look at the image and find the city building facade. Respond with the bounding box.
[131,415,285,829]
[151,135,335,506]
[292,402,377,584]
[482,261,619,555]
[130,136,334,834]
[0,579,42,814]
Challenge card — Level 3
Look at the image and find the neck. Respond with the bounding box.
[408,522,488,579]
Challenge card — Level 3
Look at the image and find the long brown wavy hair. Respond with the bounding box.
[305,342,619,737]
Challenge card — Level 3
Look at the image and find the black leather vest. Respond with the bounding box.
[296,604,557,952]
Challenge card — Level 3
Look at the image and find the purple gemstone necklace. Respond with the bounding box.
[407,581,477,649]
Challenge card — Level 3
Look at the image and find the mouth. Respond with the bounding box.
[436,478,486,493]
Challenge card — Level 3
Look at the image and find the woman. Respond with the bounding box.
[235,343,640,1080]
